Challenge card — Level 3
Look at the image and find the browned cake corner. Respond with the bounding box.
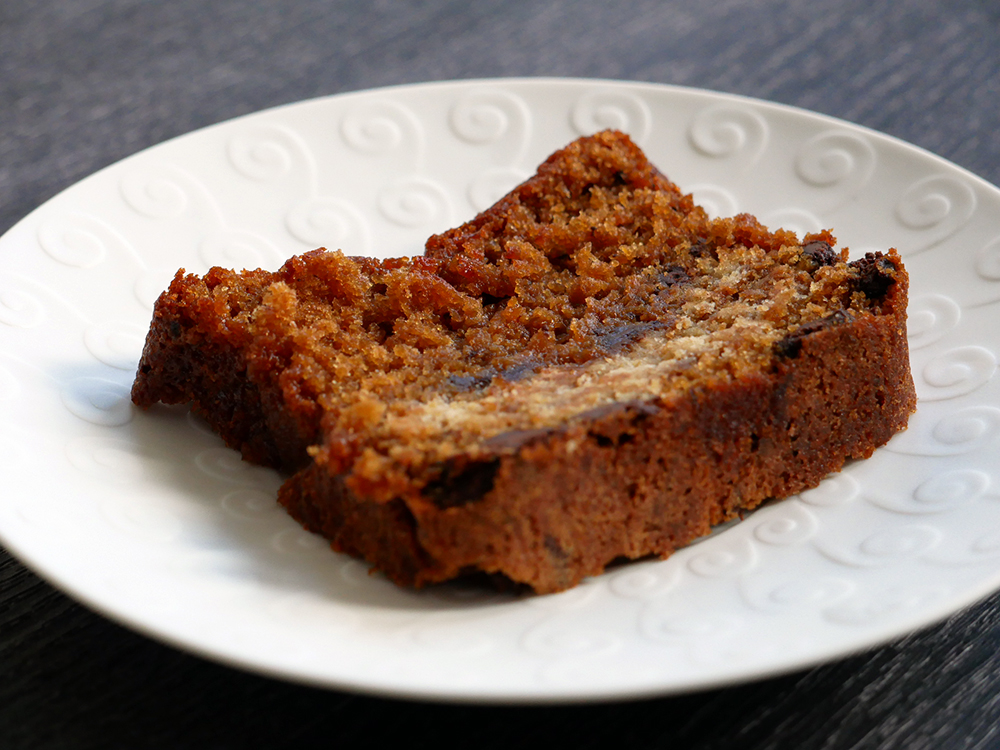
[132,129,916,594]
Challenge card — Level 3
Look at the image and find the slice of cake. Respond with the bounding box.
[132,130,915,594]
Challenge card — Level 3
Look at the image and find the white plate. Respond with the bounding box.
[2,78,1000,703]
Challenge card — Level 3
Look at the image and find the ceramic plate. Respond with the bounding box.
[2,79,999,703]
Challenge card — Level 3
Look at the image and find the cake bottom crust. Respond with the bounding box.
[277,303,915,594]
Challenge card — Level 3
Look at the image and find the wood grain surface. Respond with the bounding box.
[2,1,1000,747]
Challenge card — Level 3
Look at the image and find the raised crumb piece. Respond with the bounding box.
[132,130,916,594]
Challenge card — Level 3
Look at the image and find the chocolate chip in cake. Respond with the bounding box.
[425,458,500,508]
[658,265,690,287]
[575,400,661,423]
[774,309,854,359]
[498,359,541,382]
[446,370,496,391]
[850,252,898,299]
[801,240,837,269]
[594,321,663,353]
[484,427,556,451]
[544,534,569,559]
[688,237,717,260]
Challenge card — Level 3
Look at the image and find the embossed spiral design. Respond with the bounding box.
[886,406,1000,456]
[286,197,370,252]
[571,90,651,142]
[195,447,271,485]
[688,104,767,163]
[340,100,422,157]
[794,131,876,189]
[450,89,530,146]
[221,488,282,521]
[897,175,974,229]
[974,234,1000,281]
[817,525,942,568]
[972,530,1000,554]
[65,436,146,484]
[686,184,739,219]
[799,474,860,507]
[119,169,189,219]
[0,279,46,328]
[607,561,680,600]
[227,126,299,181]
[894,174,976,254]
[199,230,281,271]
[918,346,997,402]
[524,580,601,611]
[767,578,853,607]
[37,214,109,268]
[61,378,133,427]
[742,576,854,614]
[272,526,326,555]
[924,524,1000,567]
[451,98,508,144]
[134,269,178,311]
[761,207,823,238]
[907,294,961,349]
[84,321,146,371]
[687,539,757,578]
[916,469,990,507]
[752,502,819,546]
[377,178,451,229]
[468,168,528,212]
[931,407,1000,450]
[859,525,942,558]
[867,469,991,515]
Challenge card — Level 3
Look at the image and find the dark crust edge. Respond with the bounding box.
[130,269,317,472]
[277,254,915,594]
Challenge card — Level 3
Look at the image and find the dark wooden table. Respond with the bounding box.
[3,2,1000,747]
